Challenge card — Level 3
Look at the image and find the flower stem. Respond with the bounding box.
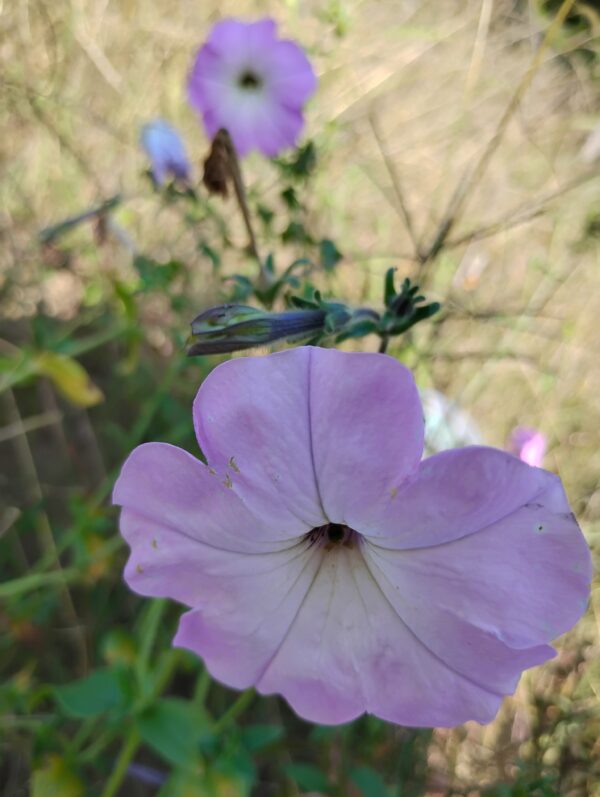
[213,689,255,734]
[221,129,264,275]
[194,668,211,707]
[378,335,389,354]
[100,728,140,797]
[135,599,166,684]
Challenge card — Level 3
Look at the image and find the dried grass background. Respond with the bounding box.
[1,0,600,794]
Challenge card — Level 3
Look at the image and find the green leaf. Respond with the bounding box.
[137,698,212,768]
[264,253,276,274]
[319,239,343,271]
[240,724,284,752]
[134,255,182,291]
[281,186,301,210]
[275,141,317,179]
[284,762,330,793]
[384,267,397,307]
[198,242,221,270]
[349,766,390,797]
[113,279,137,322]
[257,203,275,227]
[288,295,319,310]
[335,318,379,342]
[54,667,130,718]
[281,221,313,245]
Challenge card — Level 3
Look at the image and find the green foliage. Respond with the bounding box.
[134,255,183,292]
[319,238,343,272]
[284,762,331,792]
[238,723,284,752]
[136,698,213,768]
[348,765,391,797]
[54,667,133,719]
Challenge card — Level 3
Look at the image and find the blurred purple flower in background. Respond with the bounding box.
[140,120,191,186]
[113,348,590,727]
[188,18,317,157]
[509,426,547,468]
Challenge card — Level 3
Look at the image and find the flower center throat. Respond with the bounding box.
[239,70,262,90]
[306,522,356,550]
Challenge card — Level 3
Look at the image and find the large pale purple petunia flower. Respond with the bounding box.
[113,348,591,727]
[140,120,191,186]
[187,18,317,157]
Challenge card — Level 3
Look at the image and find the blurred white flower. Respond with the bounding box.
[420,388,482,455]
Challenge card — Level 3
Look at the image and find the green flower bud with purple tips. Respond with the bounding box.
[187,304,332,356]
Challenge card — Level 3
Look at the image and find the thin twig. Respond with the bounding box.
[369,112,420,256]
[418,0,578,274]
[464,0,494,96]
[443,168,598,250]
[39,195,121,243]
[0,410,62,443]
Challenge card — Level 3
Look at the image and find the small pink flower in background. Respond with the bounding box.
[140,120,190,186]
[188,18,317,157]
[113,348,590,727]
[509,426,547,468]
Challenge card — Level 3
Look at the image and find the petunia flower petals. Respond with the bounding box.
[113,442,299,549]
[360,446,557,548]
[188,17,316,157]
[114,347,591,728]
[375,474,591,653]
[194,347,424,532]
[256,541,511,727]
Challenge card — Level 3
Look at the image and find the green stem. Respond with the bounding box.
[0,567,80,599]
[99,728,140,797]
[213,689,255,734]
[151,651,179,699]
[194,668,211,707]
[136,599,166,684]
[68,717,97,755]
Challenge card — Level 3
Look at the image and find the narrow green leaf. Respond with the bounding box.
[384,268,396,306]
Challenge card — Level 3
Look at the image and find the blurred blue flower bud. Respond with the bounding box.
[140,120,191,186]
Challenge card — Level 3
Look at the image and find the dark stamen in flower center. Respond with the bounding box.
[305,522,356,549]
[327,523,345,543]
[238,70,262,90]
